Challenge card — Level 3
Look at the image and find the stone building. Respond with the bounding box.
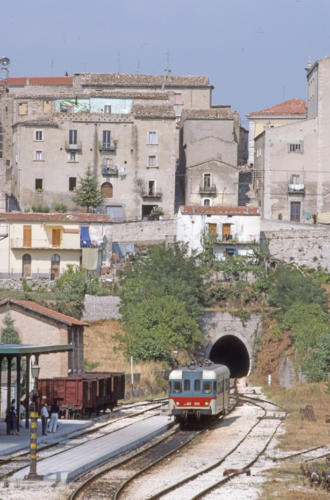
[0,73,213,219]
[252,56,330,222]
[246,98,306,166]
[178,107,247,209]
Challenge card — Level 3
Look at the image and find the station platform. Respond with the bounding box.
[13,415,173,483]
[0,418,92,457]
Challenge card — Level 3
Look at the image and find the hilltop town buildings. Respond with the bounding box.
[0,72,247,220]
[249,56,330,222]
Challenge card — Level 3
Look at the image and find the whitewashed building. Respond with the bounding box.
[177,205,260,260]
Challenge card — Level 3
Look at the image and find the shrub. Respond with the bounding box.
[54,203,68,213]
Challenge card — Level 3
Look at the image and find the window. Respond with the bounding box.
[69,177,77,191]
[194,380,201,391]
[203,173,211,188]
[35,130,43,141]
[69,151,77,162]
[35,178,43,191]
[18,103,28,115]
[222,223,231,240]
[51,253,60,280]
[101,182,113,198]
[103,130,111,148]
[288,142,303,153]
[69,129,77,145]
[203,198,211,206]
[203,381,211,394]
[208,223,217,234]
[173,381,182,393]
[104,105,111,114]
[35,150,43,161]
[148,155,157,168]
[148,180,155,195]
[43,101,52,113]
[148,131,158,145]
[52,229,61,248]
[183,380,190,391]
[291,174,300,184]
[23,226,32,247]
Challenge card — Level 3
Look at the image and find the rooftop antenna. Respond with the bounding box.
[164,49,171,78]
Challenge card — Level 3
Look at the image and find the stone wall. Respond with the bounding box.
[263,225,330,271]
[82,295,121,321]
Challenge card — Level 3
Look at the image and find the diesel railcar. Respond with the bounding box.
[168,361,230,423]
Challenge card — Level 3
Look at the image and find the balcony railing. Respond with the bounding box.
[102,165,118,176]
[99,140,117,152]
[288,183,305,194]
[65,141,82,152]
[199,184,217,194]
[10,237,80,250]
[141,190,162,199]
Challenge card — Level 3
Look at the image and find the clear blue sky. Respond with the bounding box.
[2,0,330,126]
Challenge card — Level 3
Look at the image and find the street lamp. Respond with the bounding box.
[0,57,10,89]
[25,363,43,481]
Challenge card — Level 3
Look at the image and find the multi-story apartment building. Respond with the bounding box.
[252,56,330,222]
[246,98,306,167]
[0,73,215,219]
[178,107,248,209]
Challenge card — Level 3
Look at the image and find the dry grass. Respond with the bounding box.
[261,381,330,451]
[83,319,170,393]
[262,463,330,499]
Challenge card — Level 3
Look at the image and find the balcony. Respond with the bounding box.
[99,140,117,153]
[102,164,118,176]
[288,183,305,194]
[141,189,162,199]
[65,141,82,152]
[199,183,217,195]
[10,237,80,250]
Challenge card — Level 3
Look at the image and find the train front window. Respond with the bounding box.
[213,381,217,392]
[194,380,201,391]
[173,381,182,393]
[184,380,190,391]
[203,381,212,394]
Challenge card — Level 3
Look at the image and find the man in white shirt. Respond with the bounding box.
[40,403,49,436]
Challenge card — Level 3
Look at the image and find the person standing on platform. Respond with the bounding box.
[19,401,26,427]
[40,403,49,436]
[49,402,59,432]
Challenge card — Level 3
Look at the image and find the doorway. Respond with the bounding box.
[51,254,60,280]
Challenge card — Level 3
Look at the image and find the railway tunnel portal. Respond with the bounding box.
[202,311,262,378]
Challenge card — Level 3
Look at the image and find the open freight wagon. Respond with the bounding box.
[38,372,125,418]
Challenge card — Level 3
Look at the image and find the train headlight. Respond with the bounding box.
[204,401,209,406]
[176,401,180,406]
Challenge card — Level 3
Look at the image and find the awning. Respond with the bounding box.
[80,226,91,247]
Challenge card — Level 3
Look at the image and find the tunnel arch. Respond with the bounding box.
[208,335,250,378]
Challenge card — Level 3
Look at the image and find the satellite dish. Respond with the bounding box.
[0,57,10,67]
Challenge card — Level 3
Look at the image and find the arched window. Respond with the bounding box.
[51,254,60,280]
[101,182,113,198]
[22,254,31,277]
[203,198,211,206]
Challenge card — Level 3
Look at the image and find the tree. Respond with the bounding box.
[119,243,208,361]
[53,265,87,319]
[302,331,330,382]
[1,309,21,370]
[73,167,104,212]
[119,295,204,362]
[269,265,328,314]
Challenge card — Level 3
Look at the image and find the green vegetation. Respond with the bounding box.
[73,167,104,212]
[53,266,111,318]
[54,203,68,213]
[118,244,206,361]
[31,204,50,213]
[1,309,21,370]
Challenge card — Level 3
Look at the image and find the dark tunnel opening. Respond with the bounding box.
[209,335,250,378]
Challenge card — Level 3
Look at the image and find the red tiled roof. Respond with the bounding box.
[77,72,211,88]
[247,99,307,118]
[0,76,73,86]
[132,103,176,118]
[0,213,111,223]
[0,299,88,326]
[180,205,260,216]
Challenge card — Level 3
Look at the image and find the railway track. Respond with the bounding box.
[0,399,168,480]
[67,392,239,500]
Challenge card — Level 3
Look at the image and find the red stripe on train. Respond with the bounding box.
[171,397,214,407]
